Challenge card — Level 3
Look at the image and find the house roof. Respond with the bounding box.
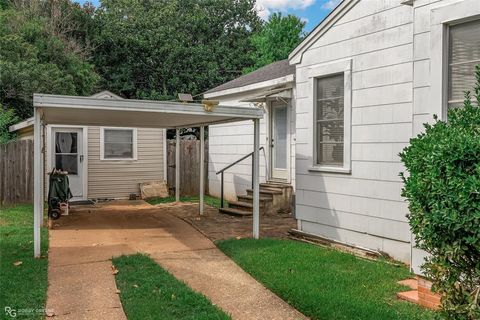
[289,0,358,64]
[90,90,124,100]
[204,59,295,95]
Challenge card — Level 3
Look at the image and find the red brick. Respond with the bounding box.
[397,279,418,290]
[397,277,442,310]
[419,299,440,310]
[397,290,419,304]
[424,293,441,304]
[417,277,433,290]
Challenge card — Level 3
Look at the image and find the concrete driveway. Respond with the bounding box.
[46,200,307,320]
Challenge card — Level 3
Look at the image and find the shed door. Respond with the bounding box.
[51,128,85,199]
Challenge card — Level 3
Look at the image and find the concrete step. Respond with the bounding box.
[229,199,271,215]
[219,207,253,216]
[246,188,283,198]
[261,182,292,189]
[258,186,284,193]
[229,200,264,209]
[246,187,291,214]
[237,195,272,203]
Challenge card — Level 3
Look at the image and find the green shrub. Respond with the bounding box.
[399,65,480,320]
[0,108,18,144]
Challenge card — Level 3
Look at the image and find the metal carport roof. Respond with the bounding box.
[34,93,264,128]
[32,93,264,257]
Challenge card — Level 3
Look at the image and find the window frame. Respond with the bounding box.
[446,19,480,109]
[429,0,480,120]
[308,59,352,174]
[100,127,138,161]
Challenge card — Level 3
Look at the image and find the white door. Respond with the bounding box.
[51,128,85,199]
[270,101,288,180]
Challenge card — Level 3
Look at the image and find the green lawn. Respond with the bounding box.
[146,195,227,208]
[0,204,48,319]
[113,254,230,320]
[217,238,435,320]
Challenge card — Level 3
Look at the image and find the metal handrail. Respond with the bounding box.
[215,147,264,208]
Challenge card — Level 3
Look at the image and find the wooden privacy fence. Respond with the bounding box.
[167,140,208,196]
[0,140,34,205]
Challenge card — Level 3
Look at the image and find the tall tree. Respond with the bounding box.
[0,1,99,119]
[246,13,305,73]
[91,0,261,100]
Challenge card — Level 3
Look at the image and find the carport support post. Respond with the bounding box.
[199,126,205,215]
[33,108,43,258]
[253,118,260,239]
[175,128,180,202]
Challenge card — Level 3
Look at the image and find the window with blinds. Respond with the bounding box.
[448,19,480,109]
[315,73,344,166]
[102,128,136,160]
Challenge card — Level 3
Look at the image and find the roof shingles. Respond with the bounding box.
[205,59,294,95]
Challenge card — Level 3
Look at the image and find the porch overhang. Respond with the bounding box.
[33,93,264,258]
[239,87,292,103]
[34,93,264,128]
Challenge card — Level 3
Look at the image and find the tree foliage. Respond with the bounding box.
[0,108,18,144]
[0,0,306,127]
[399,66,480,320]
[0,1,99,119]
[91,0,261,100]
[245,13,305,73]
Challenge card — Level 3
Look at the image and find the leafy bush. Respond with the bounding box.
[399,66,480,319]
[0,108,18,144]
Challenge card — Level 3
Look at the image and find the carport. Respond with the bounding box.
[32,93,264,257]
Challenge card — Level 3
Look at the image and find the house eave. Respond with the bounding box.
[9,117,34,133]
[204,74,294,99]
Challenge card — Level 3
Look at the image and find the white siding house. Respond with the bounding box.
[289,0,414,264]
[289,0,480,268]
[205,60,296,201]
[205,0,480,272]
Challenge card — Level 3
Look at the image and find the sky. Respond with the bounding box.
[255,0,340,32]
[74,0,341,33]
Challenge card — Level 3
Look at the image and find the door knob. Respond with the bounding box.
[80,155,84,163]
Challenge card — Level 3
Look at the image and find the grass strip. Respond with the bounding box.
[113,254,230,320]
[0,204,49,319]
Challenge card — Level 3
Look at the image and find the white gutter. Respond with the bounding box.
[204,74,294,99]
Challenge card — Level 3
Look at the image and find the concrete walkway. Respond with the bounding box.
[47,201,307,320]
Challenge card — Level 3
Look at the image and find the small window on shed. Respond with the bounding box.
[101,128,137,160]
